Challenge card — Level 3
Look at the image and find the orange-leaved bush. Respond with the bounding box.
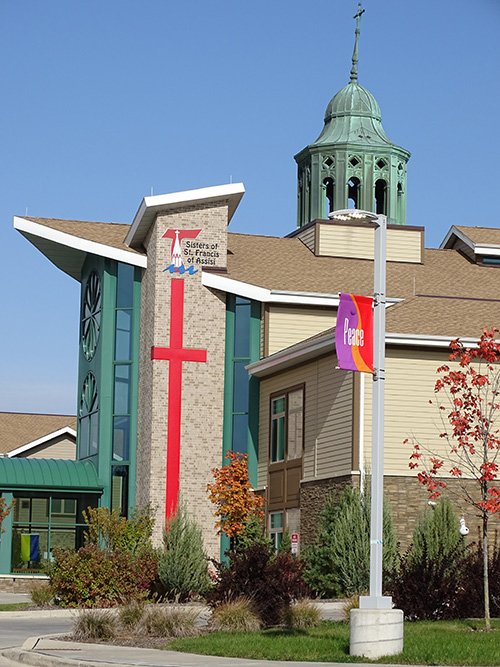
[207,451,264,539]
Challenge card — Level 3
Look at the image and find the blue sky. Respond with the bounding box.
[0,0,499,415]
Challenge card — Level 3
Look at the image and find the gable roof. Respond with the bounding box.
[0,412,76,456]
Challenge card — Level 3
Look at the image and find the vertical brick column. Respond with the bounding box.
[136,201,228,557]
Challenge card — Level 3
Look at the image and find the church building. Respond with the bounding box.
[1,10,499,581]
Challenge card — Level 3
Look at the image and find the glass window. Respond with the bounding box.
[115,309,132,361]
[11,493,97,573]
[113,415,130,461]
[116,263,134,309]
[114,365,130,415]
[111,466,129,517]
[270,388,304,463]
[233,362,250,414]
[232,414,248,454]
[271,396,286,463]
[79,373,98,459]
[269,512,284,552]
[234,299,251,358]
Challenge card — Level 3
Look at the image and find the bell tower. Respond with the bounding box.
[295,3,410,227]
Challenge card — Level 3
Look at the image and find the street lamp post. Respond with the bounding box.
[329,209,403,658]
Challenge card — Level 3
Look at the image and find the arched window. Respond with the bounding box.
[348,177,361,209]
[323,177,335,216]
[374,179,387,215]
[81,271,101,361]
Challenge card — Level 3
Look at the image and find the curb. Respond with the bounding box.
[2,647,122,667]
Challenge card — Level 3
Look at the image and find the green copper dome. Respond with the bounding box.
[325,81,381,122]
[314,81,394,147]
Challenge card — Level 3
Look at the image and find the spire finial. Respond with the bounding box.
[350,2,365,83]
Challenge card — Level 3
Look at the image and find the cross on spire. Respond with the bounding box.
[350,2,365,83]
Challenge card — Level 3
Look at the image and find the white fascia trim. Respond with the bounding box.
[385,333,478,348]
[247,331,480,378]
[474,245,500,257]
[14,217,147,268]
[7,427,77,458]
[202,272,401,307]
[125,182,245,247]
[439,225,466,249]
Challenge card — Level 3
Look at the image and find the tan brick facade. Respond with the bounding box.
[136,201,229,557]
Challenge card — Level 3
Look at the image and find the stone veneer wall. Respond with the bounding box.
[299,475,356,546]
[300,475,500,551]
[136,201,228,558]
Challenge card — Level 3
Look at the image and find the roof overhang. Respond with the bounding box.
[440,225,500,257]
[7,426,76,458]
[0,458,103,492]
[14,216,147,281]
[247,330,479,379]
[126,183,245,249]
[201,272,403,307]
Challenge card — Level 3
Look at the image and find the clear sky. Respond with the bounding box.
[0,0,499,415]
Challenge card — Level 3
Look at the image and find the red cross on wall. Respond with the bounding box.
[151,278,207,520]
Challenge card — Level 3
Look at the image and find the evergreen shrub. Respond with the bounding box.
[208,543,309,627]
[303,487,397,598]
[391,499,466,619]
[157,505,211,601]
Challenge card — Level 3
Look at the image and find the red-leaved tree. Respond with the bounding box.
[207,451,264,540]
[406,329,500,629]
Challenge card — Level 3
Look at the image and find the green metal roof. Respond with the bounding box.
[0,458,102,493]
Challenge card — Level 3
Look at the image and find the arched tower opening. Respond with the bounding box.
[374,179,387,215]
[348,177,361,209]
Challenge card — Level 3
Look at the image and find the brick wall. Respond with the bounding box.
[136,201,228,558]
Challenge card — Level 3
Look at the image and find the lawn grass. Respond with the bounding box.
[168,619,500,665]
[0,603,31,611]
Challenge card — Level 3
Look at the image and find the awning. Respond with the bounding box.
[0,458,102,493]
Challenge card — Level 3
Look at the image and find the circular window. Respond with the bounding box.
[81,271,102,360]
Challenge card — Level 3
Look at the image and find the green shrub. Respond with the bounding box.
[118,600,145,629]
[234,515,271,553]
[29,582,53,607]
[303,487,397,598]
[282,599,321,629]
[83,506,154,556]
[278,529,292,554]
[73,610,117,640]
[208,543,309,627]
[211,597,261,632]
[157,506,210,601]
[49,544,157,607]
[391,499,466,619]
[140,605,199,638]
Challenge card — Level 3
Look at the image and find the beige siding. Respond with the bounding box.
[362,348,466,476]
[296,225,316,253]
[20,435,76,460]
[318,224,422,263]
[258,358,353,489]
[267,305,336,355]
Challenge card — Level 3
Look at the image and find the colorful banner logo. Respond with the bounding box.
[335,293,373,373]
[162,228,202,275]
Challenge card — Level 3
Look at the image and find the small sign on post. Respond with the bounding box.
[291,532,299,555]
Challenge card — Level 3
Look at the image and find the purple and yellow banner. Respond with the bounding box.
[335,293,374,373]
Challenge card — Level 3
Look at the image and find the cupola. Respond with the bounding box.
[295,4,410,227]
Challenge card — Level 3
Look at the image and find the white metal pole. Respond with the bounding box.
[360,214,391,610]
